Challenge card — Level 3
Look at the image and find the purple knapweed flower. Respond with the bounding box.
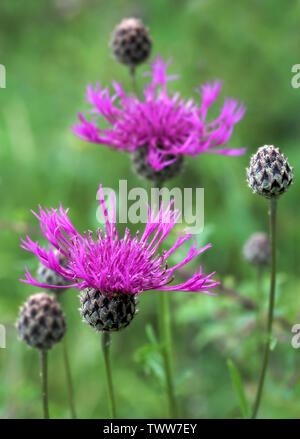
[72,57,246,182]
[20,186,219,296]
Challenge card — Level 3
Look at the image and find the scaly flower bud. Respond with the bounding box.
[80,289,137,332]
[37,251,72,294]
[110,18,152,67]
[247,145,293,199]
[17,293,66,350]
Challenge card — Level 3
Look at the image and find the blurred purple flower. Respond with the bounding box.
[72,57,246,171]
[20,186,219,296]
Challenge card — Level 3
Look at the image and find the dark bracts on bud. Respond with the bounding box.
[37,252,72,294]
[132,145,184,184]
[247,145,293,199]
[79,289,138,332]
[17,292,66,350]
[110,18,152,67]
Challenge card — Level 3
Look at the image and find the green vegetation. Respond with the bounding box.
[0,0,299,418]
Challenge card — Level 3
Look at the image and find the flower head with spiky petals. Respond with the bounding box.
[72,56,246,173]
[20,186,219,297]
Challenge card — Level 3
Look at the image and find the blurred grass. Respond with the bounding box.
[0,0,300,418]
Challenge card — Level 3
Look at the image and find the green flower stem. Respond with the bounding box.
[61,335,77,419]
[255,265,264,343]
[129,65,138,96]
[56,293,77,419]
[101,332,116,419]
[153,181,177,418]
[40,349,50,419]
[256,265,263,303]
[158,292,177,418]
[252,198,277,419]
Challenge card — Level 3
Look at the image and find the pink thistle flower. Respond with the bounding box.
[72,56,246,175]
[20,186,219,297]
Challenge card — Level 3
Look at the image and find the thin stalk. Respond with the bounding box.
[129,65,138,96]
[158,292,177,418]
[56,293,77,418]
[251,198,277,419]
[256,265,263,302]
[101,332,116,419]
[40,350,50,419]
[61,335,77,418]
[153,181,177,418]
[255,265,264,344]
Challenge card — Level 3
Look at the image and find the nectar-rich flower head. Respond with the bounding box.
[20,186,219,331]
[247,145,293,199]
[72,57,246,183]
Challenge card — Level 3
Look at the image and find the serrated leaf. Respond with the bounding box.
[227,358,249,419]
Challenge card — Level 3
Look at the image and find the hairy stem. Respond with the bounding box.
[252,198,277,419]
[101,332,116,419]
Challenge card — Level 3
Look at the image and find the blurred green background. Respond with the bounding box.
[0,0,299,419]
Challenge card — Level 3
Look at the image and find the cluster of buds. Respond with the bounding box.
[17,254,70,351]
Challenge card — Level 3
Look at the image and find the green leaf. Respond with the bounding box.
[270,334,278,351]
[145,324,158,345]
[227,358,249,419]
[134,325,165,387]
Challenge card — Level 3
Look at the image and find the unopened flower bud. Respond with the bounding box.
[243,232,271,266]
[17,292,66,350]
[110,18,152,67]
[247,145,293,199]
[37,251,71,294]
